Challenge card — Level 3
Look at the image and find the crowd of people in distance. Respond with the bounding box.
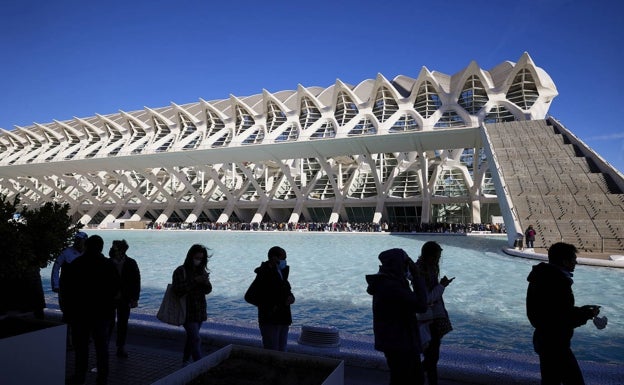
[50,229,601,385]
[145,220,506,234]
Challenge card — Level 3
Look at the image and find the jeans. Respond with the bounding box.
[182,321,203,362]
[72,318,110,384]
[109,302,131,349]
[383,350,424,385]
[536,338,585,385]
[422,324,443,385]
[259,323,289,351]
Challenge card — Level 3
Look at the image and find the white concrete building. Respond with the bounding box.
[0,53,560,231]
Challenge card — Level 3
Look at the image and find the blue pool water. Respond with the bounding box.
[41,230,623,365]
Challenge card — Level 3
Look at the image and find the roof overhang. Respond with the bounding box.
[0,127,481,178]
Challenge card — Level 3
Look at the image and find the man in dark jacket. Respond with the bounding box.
[366,248,428,385]
[244,246,295,351]
[526,242,600,385]
[61,235,120,385]
[108,239,141,358]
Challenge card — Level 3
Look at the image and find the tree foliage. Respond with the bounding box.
[0,194,82,279]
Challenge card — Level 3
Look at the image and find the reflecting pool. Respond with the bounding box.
[41,230,623,364]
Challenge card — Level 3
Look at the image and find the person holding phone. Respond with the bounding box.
[172,244,213,366]
[415,241,454,385]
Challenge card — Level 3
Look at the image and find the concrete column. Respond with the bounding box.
[471,199,481,224]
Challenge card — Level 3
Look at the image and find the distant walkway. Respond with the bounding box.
[502,247,624,268]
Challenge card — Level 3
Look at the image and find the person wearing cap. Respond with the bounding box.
[51,231,88,293]
[526,242,601,385]
[366,248,428,385]
[416,241,455,385]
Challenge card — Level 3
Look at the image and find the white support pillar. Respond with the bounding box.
[79,214,92,226]
[373,197,384,224]
[471,199,481,224]
[288,211,300,224]
[420,156,431,223]
[288,199,305,224]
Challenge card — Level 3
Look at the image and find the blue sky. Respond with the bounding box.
[1,0,623,172]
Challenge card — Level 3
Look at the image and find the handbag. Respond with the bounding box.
[157,269,187,326]
[432,316,453,337]
[157,284,186,326]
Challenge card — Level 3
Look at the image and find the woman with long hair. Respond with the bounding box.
[416,241,454,385]
[172,244,212,366]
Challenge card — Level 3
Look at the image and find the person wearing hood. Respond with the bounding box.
[526,242,600,385]
[366,248,428,385]
[244,246,295,351]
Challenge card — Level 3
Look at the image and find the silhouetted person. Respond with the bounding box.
[108,239,141,358]
[366,248,428,385]
[526,242,600,385]
[51,231,87,293]
[61,234,119,385]
[245,246,295,351]
[416,241,454,385]
[172,244,212,366]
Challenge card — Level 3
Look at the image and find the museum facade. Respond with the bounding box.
[0,53,560,231]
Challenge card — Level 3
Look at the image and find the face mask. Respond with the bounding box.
[193,260,202,267]
[278,259,287,270]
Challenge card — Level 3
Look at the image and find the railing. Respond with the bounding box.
[600,237,624,253]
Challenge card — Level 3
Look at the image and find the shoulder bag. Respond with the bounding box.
[157,268,187,326]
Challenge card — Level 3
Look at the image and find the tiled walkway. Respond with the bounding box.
[54,309,621,385]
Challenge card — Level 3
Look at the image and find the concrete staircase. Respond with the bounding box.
[485,119,624,253]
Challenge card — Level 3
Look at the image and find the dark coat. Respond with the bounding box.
[60,251,120,323]
[112,256,141,304]
[245,261,294,325]
[172,265,212,323]
[526,262,592,349]
[366,249,427,354]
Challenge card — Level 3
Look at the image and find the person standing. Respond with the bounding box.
[366,248,428,385]
[61,235,120,385]
[53,231,88,347]
[51,231,88,293]
[172,244,212,366]
[526,242,601,385]
[244,246,295,351]
[525,225,536,249]
[416,241,454,385]
[108,239,141,359]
